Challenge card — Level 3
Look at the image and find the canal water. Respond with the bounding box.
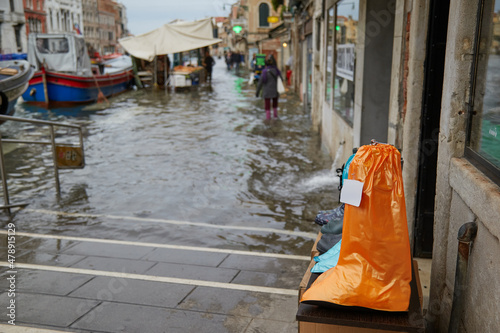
[1,61,338,256]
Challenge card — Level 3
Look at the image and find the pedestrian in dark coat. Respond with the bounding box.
[256,58,283,120]
[231,51,241,71]
[202,50,215,82]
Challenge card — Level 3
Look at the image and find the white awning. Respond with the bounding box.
[118,18,222,61]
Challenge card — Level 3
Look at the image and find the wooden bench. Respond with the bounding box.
[297,234,425,333]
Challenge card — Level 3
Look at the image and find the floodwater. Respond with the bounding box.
[0,61,338,256]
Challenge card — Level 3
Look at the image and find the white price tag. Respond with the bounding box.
[340,179,364,207]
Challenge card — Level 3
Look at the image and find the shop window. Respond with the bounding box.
[333,0,358,125]
[325,7,334,104]
[259,3,270,27]
[466,0,500,184]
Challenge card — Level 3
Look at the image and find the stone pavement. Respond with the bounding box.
[0,209,315,333]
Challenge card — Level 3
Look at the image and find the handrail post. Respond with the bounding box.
[0,134,11,214]
[79,127,84,151]
[49,125,61,195]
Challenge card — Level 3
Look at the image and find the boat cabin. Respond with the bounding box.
[27,33,93,76]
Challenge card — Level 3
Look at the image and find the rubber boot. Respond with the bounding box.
[273,108,278,118]
[265,109,271,120]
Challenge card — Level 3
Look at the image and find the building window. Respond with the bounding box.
[259,3,270,27]
[14,24,22,51]
[325,7,334,104]
[316,18,321,51]
[466,0,500,183]
[333,0,358,125]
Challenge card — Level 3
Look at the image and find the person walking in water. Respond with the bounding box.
[256,57,283,121]
[202,49,215,83]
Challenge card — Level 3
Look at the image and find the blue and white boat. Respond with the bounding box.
[0,59,34,117]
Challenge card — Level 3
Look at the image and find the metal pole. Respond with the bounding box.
[448,222,478,333]
[79,127,85,166]
[49,125,61,195]
[164,55,168,89]
[0,134,11,214]
[153,46,158,88]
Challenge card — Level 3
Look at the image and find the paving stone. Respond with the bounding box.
[0,269,93,295]
[144,262,239,283]
[141,247,228,266]
[245,318,298,333]
[16,251,86,267]
[231,270,300,289]
[70,256,156,274]
[177,286,262,316]
[177,286,298,322]
[0,248,32,262]
[0,292,99,327]
[219,254,310,275]
[0,235,35,248]
[69,276,195,308]
[62,242,155,260]
[17,238,80,253]
[71,301,251,333]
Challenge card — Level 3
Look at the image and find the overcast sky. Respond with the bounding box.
[119,0,230,36]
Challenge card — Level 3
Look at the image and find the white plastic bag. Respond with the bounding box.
[277,76,285,94]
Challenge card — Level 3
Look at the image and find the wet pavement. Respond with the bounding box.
[0,60,339,332]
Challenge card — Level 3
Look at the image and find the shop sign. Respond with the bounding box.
[336,44,355,81]
[55,145,85,169]
[267,16,279,23]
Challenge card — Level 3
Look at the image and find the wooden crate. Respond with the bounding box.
[311,232,322,259]
[297,232,425,333]
[299,321,404,333]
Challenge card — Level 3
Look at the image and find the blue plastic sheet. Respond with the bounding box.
[311,240,342,273]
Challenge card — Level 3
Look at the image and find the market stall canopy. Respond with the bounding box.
[118,18,222,61]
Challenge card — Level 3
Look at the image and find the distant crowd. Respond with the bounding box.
[223,50,245,71]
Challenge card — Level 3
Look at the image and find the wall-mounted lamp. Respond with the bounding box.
[283,42,288,47]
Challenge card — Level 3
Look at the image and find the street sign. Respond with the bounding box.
[256,54,266,67]
[267,16,279,23]
[55,145,85,169]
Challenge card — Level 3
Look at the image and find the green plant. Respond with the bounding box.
[271,0,284,11]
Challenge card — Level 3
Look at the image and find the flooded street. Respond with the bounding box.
[0,61,340,332]
[2,61,337,255]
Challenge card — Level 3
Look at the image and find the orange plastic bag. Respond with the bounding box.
[301,144,412,311]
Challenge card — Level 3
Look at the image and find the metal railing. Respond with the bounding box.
[0,114,85,213]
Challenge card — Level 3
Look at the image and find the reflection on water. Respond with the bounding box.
[0,62,337,255]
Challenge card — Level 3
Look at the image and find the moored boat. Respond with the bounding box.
[0,59,34,117]
[22,33,134,106]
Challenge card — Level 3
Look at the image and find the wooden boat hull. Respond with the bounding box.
[22,69,134,106]
[0,60,34,117]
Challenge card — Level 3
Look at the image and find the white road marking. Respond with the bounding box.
[0,262,298,296]
[0,230,310,261]
[25,208,317,239]
[0,325,73,333]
